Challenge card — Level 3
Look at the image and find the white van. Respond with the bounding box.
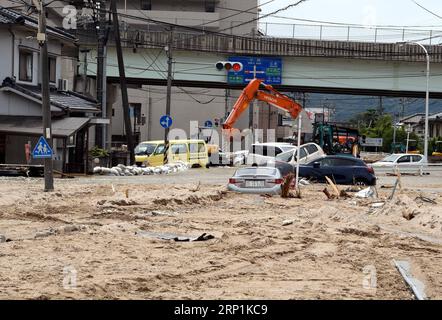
[274,143,325,165]
[246,143,296,166]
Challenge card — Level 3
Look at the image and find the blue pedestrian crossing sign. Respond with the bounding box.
[204,120,213,128]
[160,115,173,129]
[32,136,53,159]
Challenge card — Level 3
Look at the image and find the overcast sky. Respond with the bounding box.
[259,0,442,28]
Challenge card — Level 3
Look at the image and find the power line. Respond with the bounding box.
[412,0,442,20]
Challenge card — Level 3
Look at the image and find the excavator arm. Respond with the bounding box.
[223,78,303,130]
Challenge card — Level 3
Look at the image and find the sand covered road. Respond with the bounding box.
[0,175,441,300]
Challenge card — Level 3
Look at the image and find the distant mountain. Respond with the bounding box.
[300,93,442,122]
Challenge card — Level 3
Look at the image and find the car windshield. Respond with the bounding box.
[276,149,295,162]
[280,146,295,152]
[135,143,157,156]
[380,154,401,162]
[236,167,277,176]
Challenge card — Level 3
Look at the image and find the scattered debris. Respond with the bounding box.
[355,187,375,198]
[34,228,57,239]
[415,195,437,205]
[125,189,129,199]
[338,227,378,238]
[150,210,176,217]
[299,178,310,186]
[282,219,294,226]
[403,210,416,221]
[345,186,362,193]
[136,231,215,242]
[0,234,6,243]
[109,199,138,206]
[370,202,385,208]
[53,170,75,179]
[93,162,190,176]
[323,187,335,200]
[191,181,201,192]
[388,177,401,201]
[393,260,427,300]
[387,172,418,177]
[339,190,352,198]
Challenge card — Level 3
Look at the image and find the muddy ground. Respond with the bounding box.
[0,172,441,300]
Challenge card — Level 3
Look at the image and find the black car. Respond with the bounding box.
[272,155,376,186]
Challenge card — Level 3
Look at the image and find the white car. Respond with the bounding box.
[371,154,425,167]
[246,143,296,166]
[273,143,326,165]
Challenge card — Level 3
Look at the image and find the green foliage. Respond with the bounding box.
[350,110,421,153]
[90,146,109,158]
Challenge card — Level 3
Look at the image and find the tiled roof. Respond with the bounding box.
[1,78,99,113]
[0,6,76,42]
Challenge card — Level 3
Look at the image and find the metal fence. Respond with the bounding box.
[258,22,442,45]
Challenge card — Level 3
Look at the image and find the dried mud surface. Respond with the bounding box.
[0,176,441,300]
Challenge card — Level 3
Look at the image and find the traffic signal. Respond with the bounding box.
[215,61,243,72]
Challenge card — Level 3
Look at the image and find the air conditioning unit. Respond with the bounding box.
[58,79,69,92]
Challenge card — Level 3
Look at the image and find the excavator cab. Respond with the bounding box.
[313,122,360,157]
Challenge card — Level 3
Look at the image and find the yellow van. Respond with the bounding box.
[134,140,209,168]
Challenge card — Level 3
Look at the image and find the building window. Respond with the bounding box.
[205,0,216,12]
[49,56,57,83]
[140,0,151,10]
[19,50,33,82]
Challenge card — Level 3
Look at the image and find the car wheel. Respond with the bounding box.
[354,178,368,187]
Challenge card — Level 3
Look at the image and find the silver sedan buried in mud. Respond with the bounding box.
[228,167,283,194]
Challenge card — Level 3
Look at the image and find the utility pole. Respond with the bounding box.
[34,0,53,192]
[163,28,173,165]
[111,0,134,164]
[96,0,108,150]
[378,96,384,115]
[80,49,89,94]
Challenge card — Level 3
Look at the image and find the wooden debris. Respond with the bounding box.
[339,190,352,198]
[415,195,437,204]
[325,176,340,198]
[191,181,201,192]
[53,170,75,179]
[281,173,294,198]
[323,188,335,200]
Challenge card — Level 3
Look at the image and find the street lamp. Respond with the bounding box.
[398,41,430,162]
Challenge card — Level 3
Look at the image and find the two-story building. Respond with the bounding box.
[0,6,100,173]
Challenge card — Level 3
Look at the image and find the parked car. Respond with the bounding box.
[135,139,209,168]
[298,156,376,186]
[273,143,325,165]
[246,143,295,166]
[271,155,376,186]
[371,154,425,167]
[227,167,284,194]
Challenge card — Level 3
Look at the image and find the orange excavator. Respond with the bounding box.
[222,79,303,130]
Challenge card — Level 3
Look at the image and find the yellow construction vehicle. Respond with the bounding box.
[432,141,442,157]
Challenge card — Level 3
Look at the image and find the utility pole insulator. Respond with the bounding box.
[37,32,46,42]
